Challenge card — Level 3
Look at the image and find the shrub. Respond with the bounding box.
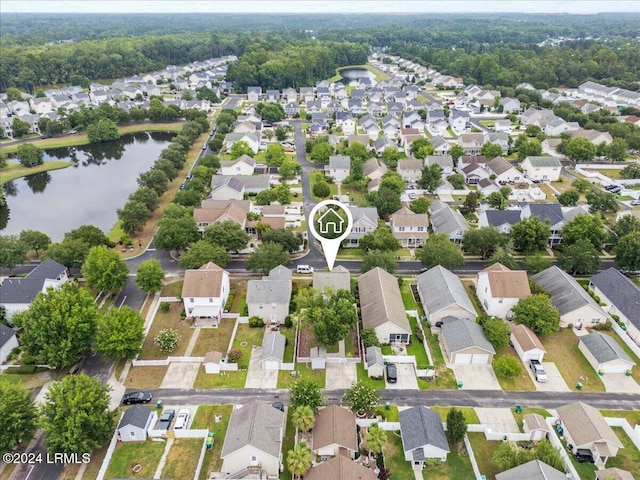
[154,328,181,353]
[493,355,523,378]
[227,348,242,363]
[248,316,264,328]
[160,302,171,312]
[414,324,424,343]
[284,315,293,328]
[22,353,35,365]
[611,314,620,321]
[592,320,612,331]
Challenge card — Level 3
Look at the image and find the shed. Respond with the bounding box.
[365,346,384,379]
[495,459,565,480]
[204,351,223,374]
[523,413,550,441]
[310,346,327,370]
[117,406,156,442]
[440,317,495,364]
[578,332,634,374]
[261,332,286,370]
[510,325,545,363]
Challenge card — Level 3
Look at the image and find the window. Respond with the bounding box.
[417,226,424,232]
[399,226,405,232]
[209,298,213,303]
[271,303,276,309]
[190,298,194,303]
[591,318,600,324]
[259,304,263,309]
[498,298,503,303]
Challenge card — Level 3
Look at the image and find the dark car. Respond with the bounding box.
[122,391,153,405]
[386,363,397,384]
[157,409,175,431]
[574,449,594,463]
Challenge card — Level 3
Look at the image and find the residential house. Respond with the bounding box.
[428,201,469,242]
[365,346,384,379]
[373,136,394,155]
[0,324,18,364]
[261,332,286,370]
[521,156,562,182]
[478,178,501,196]
[246,265,292,325]
[220,402,285,479]
[448,109,470,132]
[461,162,491,185]
[430,136,452,155]
[214,175,271,196]
[494,119,512,132]
[324,155,351,183]
[458,133,485,155]
[568,129,613,145]
[283,101,300,117]
[578,332,634,374]
[0,259,69,320]
[265,89,279,103]
[209,176,245,201]
[312,406,357,459]
[283,88,297,102]
[417,265,477,323]
[476,263,531,318]
[219,155,256,175]
[304,456,377,480]
[182,262,230,326]
[484,157,519,185]
[397,158,424,184]
[389,207,429,248]
[29,97,54,114]
[299,87,314,103]
[440,317,495,364]
[510,325,546,363]
[399,406,450,466]
[247,87,262,102]
[556,401,623,467]
[595,468,636,480]
[427,109,448,135]
[358,267,411,344]
[484,132,510,155]
[498,97,521,114]
[117,406,156,442]
[345,207,379,247]
[224,132,260,154]
[532,266,607,328]
[589,268,640,342]
[495,460,565,480]
[193,201,248,233]
[521,203,565,245]
[312,265,350,293]
[424,155,454,176]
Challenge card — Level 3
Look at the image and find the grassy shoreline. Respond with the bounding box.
[0,161,73,185]
[327,64,391,83]
[0,122,185,154]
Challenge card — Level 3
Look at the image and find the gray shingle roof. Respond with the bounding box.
[522,203,564,226]
[221,402,284,458]
[532,266,603,316]
[118,405,153,429]
[590,268,640,330]
[524,156,562,167]
[0,278,47,304]
[495,459,566,480]
[365,346,384,368]
[399,406,450,453]
[483,210,521,228]
[214,174,270,190]
[580,332,633,365]
[417,266,476,318]
[428,201,469,235]
[329,155,351,170]
[0,323,16,348]
[261,332,286,362]
[247,279,292,306]
[441,317,495,354]
[27,259,67,280]
[212,176,244,193]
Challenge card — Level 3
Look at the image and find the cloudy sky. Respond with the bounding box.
[1,1,639,14]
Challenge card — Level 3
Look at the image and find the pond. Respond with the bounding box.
[338,67,375,86]
[1,131,175,241]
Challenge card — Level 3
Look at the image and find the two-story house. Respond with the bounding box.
[389,207,429,248]
[181,262,230,327]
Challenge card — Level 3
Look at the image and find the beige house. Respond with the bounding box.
[305,456,377,480]
[311,406,358,459]
[521,156,562,182]
[193,202,247,233]
[358,267,411,344]
[210,176,245,201]
[389,207,429,248]
[440,317,495,364]
[363,157,388,182]
[476,263,531,319]
[556,401,623,467]
[510,325,545,363]
[220,402,285,478]
[312,265,351,293]
[522,413,551,442]
[397,157,423,184]
[181,263,230,327]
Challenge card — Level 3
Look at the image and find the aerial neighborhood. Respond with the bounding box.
[1,7,640,480]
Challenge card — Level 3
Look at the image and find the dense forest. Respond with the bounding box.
[1,13,639,93]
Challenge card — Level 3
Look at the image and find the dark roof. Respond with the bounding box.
[0,323,16,348]
[0,278,47,304]
[484,210,521,227]
[27,259,67,280]
[118,405,153,429]
[532,266,601,316]
[580,332,633,365]
[495,459,566,480]
[522,203,564,226]
[590,268,640,330]
[399,406,450,453]
[441,318,495,354]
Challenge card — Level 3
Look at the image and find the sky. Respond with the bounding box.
[1,0,639,14]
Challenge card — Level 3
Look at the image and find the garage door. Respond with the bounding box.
[523,352,543,363]
[263,360,280,370]
[471,354,489,364]
[602,362,631,374]
[455,354,472,364]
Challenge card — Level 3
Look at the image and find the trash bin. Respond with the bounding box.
[576,382,583,390]
[515,405,522,414]
[385,402,390,411]
[457,381,463,388]
[156,400,162,409]
[206,432,214,449]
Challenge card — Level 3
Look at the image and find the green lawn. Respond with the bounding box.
[280,327,296,362]
[422,448,475,479]
[513,408,550,430]
[192,405,233,480]
[606,427,640,473]
[430,406,480,424]
[407,317,430,369]
[191,319,235,357]
[0,160,72,184]
[277,364,326,388]
[161,438,202,480]
[193,366,247,389]
[467,432,502,480]
[232,324,265,369]
[139,302,194,359]
[375,405,400,422]
[601,409,640,428]
[280,407,297,480]
[559,435,598,479]
[0,372,51,390]
[384,430,417,480]
[356,362,386,389]
[105,441,165,479]
[493,347,536,391]
[423,332,458,389]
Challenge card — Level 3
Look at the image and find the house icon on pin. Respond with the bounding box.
[317,208,344,235]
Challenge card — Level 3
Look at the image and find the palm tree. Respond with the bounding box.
[365,424,387,455]
[291,405,315,433]
[286,442,312,480]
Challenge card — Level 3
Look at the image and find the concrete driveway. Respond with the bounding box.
[325,362,357,389]
[524,362,571,392]
[386,363,419,390]
[453,365,501,390]
[475,407,521,434]
[244,346,278,389]
[160,363,200,389]
[601,373,640,394]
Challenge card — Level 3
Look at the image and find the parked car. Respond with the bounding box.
[574,449,594,463]
[630,200,640,206]
[174,409,191,430]
[157,409,175,431]
[296,265,314,274]
[386,363,397,384]
[529,359,548,383]
[122,391,153,405]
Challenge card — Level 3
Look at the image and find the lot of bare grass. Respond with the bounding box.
[124,365,168,389]
[191,319,235,357]
[606,426,640,473]
[232,324,265,369]
[430,406,480,424]
[601,409,640,428]
[104,440,165,479]
[541,329,605,392]
[467,432,502,480]
[193,366,247,389]
[161,280,183,297]
[422,446,475,480]
[139,302,193,359]
[161,438,203,479]
[277,363,326,389]
[192,405,233,480]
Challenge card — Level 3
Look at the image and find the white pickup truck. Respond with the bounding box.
[530,359,548,383]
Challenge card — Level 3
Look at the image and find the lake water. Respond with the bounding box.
[1,131,174,241]
[339,67,375,86]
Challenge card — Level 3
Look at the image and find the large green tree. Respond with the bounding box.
[204,220,250,252]
[291,405,315,433]
[510,216,551,253]
[286,442,312,480]
[16,144,44,167]
[117,200,150,236]
[264,143,285,166]
[246,242,290,274]
[556,189,580,207]
[417,233,464,269]
[87,118,120,143]
[557,238,601,275]
[604,138,628,162]
[0,234,28,272]
[462,227,508,259]
[609,215,640,247]
[480,316,511,349]
[82,245,129,294]
[0,383,37,453]
[178,240,230,269]
[341,381,379,415]
[19,230,51,256]
[289,379,324,412]
[261,228,301,253]
[40,374,115,454]
[155,215,199,252]
[361,251,397,274]
[366,187,401,218]
[512,294,560,335]
[95,306,144,360]
[64,225,111,248]
[517,138,542,160]
[135,259,165,293]
[13,282,98,368]
[585,188,618,213]
[446,408,468,444]
[300,288,356,346]
[561,214,606,249]
[486,191,507,210]
[43,238,90,269]
[481,141,503,160]
[615,231,640,272]
[137,168,169,196]
[230,140,254,159]
[565,137,595,162]
[418,164,442,192]
[359,225,401,252]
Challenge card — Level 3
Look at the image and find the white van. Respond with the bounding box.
[296,265,314,274]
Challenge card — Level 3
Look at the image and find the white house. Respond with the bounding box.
[247,265,292,325]
[324,155,351,183]
[261,332,286,370]
[578,332,634,374]
[476,263,531,318]
[486,157,522,184]
[399,406,450,467]
[510,325,546,363]
[117,406,156,442]
[0,324,18,364]
[365,346,384,379]
[224,132,260,154]
[219,154,255,175]
[181,262,230,327]
[209,176,245,201]
[521,156,562,182]
[428,201,469,243]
